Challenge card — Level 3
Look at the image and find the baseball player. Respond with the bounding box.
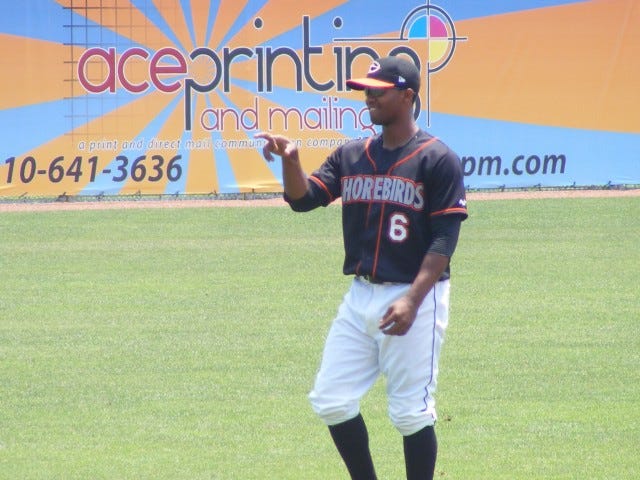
[257,56,467,480]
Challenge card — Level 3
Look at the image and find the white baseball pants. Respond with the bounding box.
[309,277,450,436]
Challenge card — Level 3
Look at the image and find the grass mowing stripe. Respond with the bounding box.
[0,198,638,479]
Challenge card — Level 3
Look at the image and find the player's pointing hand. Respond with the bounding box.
[254,132,308,200]
[255,132,298,162]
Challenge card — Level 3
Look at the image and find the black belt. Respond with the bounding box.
[357,275,445,285]
[357,275,403,285]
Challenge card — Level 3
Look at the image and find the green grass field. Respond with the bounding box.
[1,197,638,479]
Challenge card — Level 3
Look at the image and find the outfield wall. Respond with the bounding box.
[1,0,638,197]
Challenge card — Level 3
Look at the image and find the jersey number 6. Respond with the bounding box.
[388,213,409,243]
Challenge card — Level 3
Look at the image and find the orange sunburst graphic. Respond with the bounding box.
[1,1,440,197]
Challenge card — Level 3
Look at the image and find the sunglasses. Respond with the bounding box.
[364,87,396,98]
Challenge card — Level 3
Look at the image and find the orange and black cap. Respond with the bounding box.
[346,56,421,93]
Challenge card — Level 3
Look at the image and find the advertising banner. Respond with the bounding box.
[1,0,638,197]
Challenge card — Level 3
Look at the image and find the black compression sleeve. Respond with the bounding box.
[427,215,463,257]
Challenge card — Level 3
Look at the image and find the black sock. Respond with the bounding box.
[403,425,437,480]
[328,414,377,480]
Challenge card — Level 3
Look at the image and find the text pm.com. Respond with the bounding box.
[461,153,567,177]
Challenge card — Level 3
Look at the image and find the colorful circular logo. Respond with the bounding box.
[401,4,464,73]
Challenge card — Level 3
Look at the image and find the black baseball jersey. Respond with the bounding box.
[286,130,468,283]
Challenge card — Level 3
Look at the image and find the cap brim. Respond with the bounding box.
[346,78,396,90]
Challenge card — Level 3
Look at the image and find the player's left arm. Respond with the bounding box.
[379,215,462,335]
[380,146,467,335]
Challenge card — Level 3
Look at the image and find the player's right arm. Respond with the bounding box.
[256,132,342,211]
[255,132,308,200]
